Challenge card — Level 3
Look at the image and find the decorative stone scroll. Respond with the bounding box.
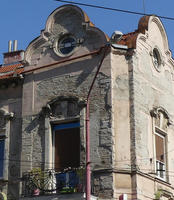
[159,189,174,200]
[150,107,173,131]
[0,108,14,129]
[42,96,86,119]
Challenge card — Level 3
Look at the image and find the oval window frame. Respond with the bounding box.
[152,47,162,72]
[54,34,77,57]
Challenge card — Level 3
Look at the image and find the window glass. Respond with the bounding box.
[152,48,162,71]
[155,134,164,162]
[58,36,76,55]
[154,111,168,180]
[155,133,165,179]
[53,122,80,171]
[153,49,160,68]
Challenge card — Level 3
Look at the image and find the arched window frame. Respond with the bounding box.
[42,96,86,171]
[150,107,172,181]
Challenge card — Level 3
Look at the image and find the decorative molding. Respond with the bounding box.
[151,17,169,51]
[151,46,163,72]
[42,96,86,119]
[0,108,14,119]
[158,189,174,200]
[139,34,147,43]
[150,107,173,126]
[0,108,14,129]
[24,5,108,64]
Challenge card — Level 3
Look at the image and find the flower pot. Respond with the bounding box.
[33,188,40,196]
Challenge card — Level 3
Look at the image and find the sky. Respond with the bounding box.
[0,0,174,64]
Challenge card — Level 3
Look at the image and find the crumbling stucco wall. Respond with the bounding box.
[111,48,132,199]
[20,5,115,199]
[0,84,22,200]
[21,52,113,198]
[131,16,174,199]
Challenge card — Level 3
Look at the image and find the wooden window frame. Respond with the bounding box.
[52,121,80,172]
[154,128,166,180]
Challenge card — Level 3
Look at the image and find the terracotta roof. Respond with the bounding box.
[117,31,139,49]
[0,63,24,80]
[117,15,150,49]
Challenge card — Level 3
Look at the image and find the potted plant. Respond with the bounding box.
[76,167,85,192]
[30,168,45,196]
[154,189,163,200]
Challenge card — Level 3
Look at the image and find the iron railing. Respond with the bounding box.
[21,167,85,197]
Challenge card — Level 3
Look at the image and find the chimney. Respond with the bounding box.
[13,40,18,51]
[3,40,24,65]
[8,40,12,52]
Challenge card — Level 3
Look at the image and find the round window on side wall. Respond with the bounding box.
[54,35,77,57]
[152,48,162,72]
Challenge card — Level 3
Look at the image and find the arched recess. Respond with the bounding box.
[41,96,86,171]
[150,106,172,128]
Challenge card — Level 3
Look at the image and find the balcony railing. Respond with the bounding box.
[21,167,85,197]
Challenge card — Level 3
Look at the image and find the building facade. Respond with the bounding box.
[0,4,174,200]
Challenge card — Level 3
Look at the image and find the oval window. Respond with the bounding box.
[58,35,76,56]
[153,48,161,71]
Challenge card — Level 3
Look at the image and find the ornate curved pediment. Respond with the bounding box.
[25,5,108,66]
[150,107,173,131]
[42,96,86,119]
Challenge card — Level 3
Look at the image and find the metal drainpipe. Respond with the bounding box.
[86,44,110,200]
[22,47,106,74]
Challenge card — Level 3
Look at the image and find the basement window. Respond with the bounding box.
[52,122,80,171]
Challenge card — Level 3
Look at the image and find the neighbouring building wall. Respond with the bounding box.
[131,16,174,199]
[0,83,22,200]
[111,48,132,199]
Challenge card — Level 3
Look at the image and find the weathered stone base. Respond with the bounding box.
[20,193,99,200]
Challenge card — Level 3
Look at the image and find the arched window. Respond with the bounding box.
[151,107,171,180]
[42,97,86,171]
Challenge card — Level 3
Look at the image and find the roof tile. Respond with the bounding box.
[0,63,24,80]
[117,15,150,49]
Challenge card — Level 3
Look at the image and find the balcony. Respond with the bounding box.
[20,167,86,199]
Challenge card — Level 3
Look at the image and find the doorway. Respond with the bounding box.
[53,122,80,171]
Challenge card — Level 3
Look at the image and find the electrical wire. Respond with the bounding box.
[2,146,173,166]
[143,0,146,14]
[55,0,174,21]
[114,147,174,163]
[3,157,174,177]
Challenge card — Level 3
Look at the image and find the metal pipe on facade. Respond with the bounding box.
[2,47,105,82]
[86,44,109,200]
[23,46,105,74]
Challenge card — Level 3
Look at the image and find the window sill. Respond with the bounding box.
[155,177,171,186]
[136,170,171,187]
[0,178,8,183]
